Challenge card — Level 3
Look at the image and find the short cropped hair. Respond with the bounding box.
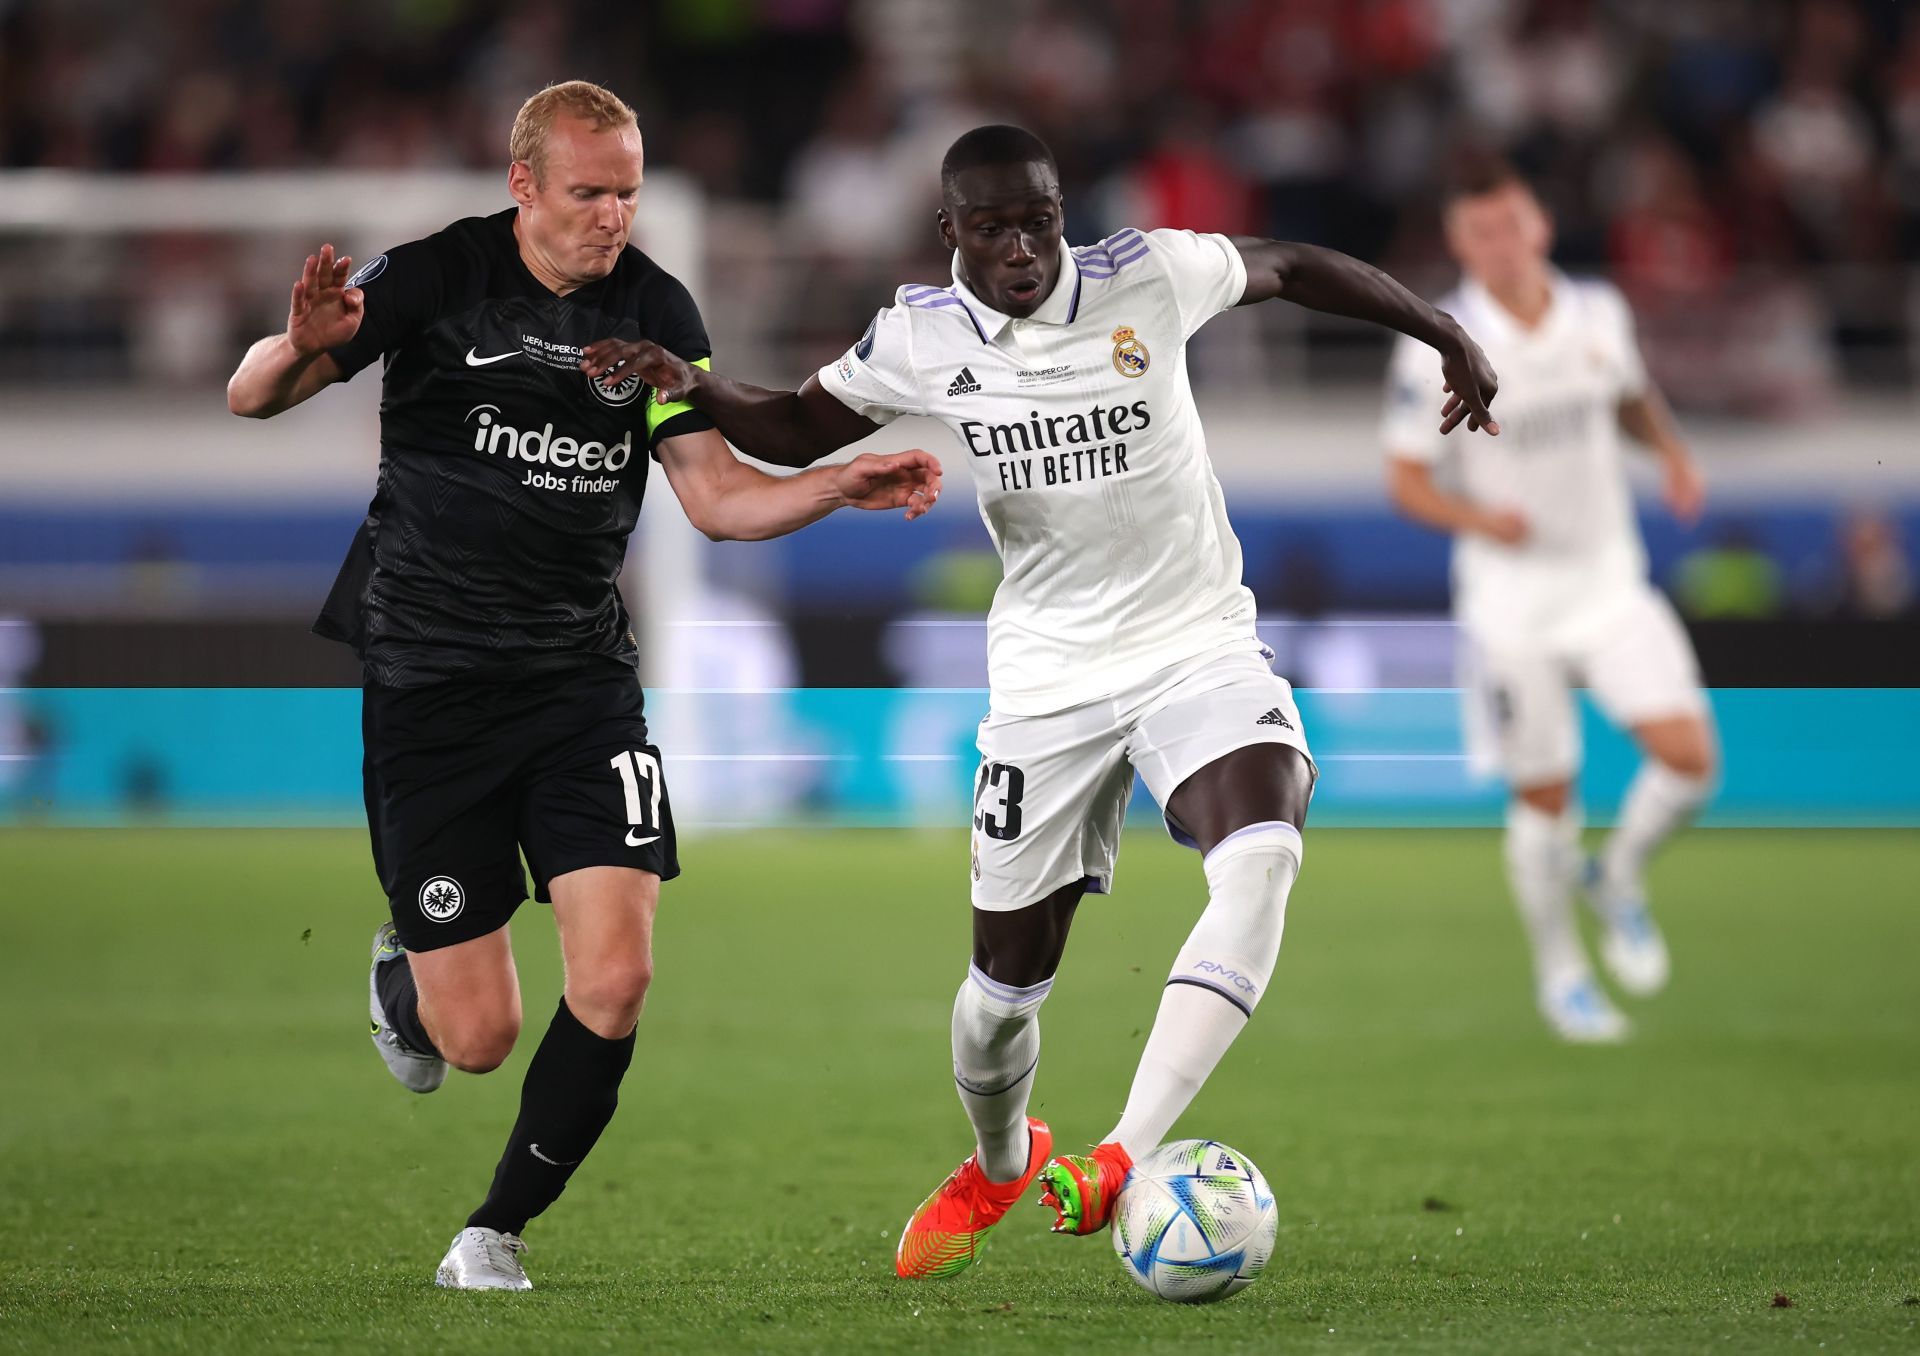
[1442,149,1528,206]
[509,81,639,182]
[940,124,1058,203]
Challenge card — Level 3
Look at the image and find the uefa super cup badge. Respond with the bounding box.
[1111,326,1150,378]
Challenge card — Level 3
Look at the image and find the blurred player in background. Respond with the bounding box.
[226,81,939,1290]
[582,124,1499,1276]
[1382,156,1717,1044]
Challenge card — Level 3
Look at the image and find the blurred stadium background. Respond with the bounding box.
[1,0,1915,832]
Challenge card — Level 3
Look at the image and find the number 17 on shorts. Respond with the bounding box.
[610,750,663,848]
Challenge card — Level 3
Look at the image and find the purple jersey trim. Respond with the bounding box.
[903,285,990,343]
[1074,229,1151,279]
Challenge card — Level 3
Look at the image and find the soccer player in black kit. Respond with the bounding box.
[226,81,941,1291]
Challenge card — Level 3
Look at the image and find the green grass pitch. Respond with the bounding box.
[1,827,1915,1354]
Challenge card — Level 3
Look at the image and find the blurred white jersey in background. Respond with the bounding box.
[1382,274,1652,652]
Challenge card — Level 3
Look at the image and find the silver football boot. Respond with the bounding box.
[369,922,448,1093]
[1538,972,1632,1044]
[1580,857,1672,997]
[435,1227,532,1291]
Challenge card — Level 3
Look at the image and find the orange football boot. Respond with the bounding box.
[1036,1141,1134,1235]
[894,1118,1053,1279]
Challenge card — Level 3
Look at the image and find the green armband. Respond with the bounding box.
[646,356,712,438]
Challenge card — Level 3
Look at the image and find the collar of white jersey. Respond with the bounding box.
[947,240,1083,342]
[1458,269,1575,346]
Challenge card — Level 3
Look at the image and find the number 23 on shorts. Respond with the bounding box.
[974,761,1025,841]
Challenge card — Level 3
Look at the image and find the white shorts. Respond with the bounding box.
[969,642,1315,910]
[1461,585,1708,788]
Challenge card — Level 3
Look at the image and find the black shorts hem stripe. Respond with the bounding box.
[391,889,525,953]
[531,850,681,903]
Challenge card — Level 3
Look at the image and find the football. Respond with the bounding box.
[1111,1138,1278,1303]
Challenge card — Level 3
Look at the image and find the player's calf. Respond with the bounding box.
[1044,821,1303,1236]
[1587,745,1712,999]
[1504,794,1592,1002]
[1107,822,1301,1147]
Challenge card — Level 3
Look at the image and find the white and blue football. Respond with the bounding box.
[1111,1138,1278,1303]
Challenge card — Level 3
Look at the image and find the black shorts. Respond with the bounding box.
[362,663,680,952]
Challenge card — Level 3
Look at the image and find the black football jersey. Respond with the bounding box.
[313,208,715,688]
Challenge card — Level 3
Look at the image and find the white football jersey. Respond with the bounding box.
[1381,273,1653,648]
[820,229,1259,716]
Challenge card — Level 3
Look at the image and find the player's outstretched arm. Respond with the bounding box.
[1619,386,1705,525]
[1233,239,1501,436]
[655,427,941,542]
[1385,456,1528,545]
[227,244,357,418]
[580,340,881,468]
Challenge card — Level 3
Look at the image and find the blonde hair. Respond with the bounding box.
[509,81,639,181]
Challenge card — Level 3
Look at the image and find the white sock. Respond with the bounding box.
[1106,822,1302,1161]
[1601,761,1713,899]
[1505,799,1588,994]
[951,963,1050,1183]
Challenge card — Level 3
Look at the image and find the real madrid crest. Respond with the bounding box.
[1111,326,1150,378]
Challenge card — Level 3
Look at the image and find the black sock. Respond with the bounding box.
[467,997,636,1236]
[374,952,440,1059]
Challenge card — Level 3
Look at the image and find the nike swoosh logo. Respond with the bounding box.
[625,829,659,848]
[529,1143,580,1167]
[465,348,521,366]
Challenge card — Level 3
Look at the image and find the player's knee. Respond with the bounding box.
[1515,780,1572,817]
[961,960,1052,1020]
[1656,739,1716,783]
[1176,823,1303,1014]
[568,954,654,1036]
[439,1011,521,1074]
[954,962,1052,1066]
[975,949,1057,992]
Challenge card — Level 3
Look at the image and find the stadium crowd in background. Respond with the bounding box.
[2,0,1916,410]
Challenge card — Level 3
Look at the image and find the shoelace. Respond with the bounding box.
[950,1158,991,1206]
[481,1232,527,1275]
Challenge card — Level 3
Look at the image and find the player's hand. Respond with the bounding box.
[579,339,696,402]
[287,244,365,355]
[833,450,943,520]
[1662,451,1706,526]
[1477,507,1529,545]
[1438,327,1500,436]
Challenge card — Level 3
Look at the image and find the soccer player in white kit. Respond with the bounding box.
[580,125,1500,1275]
[1382,157,1717,1043]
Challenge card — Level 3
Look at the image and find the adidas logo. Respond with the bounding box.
[1256,708,1294,730]
[947,367,981,396]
